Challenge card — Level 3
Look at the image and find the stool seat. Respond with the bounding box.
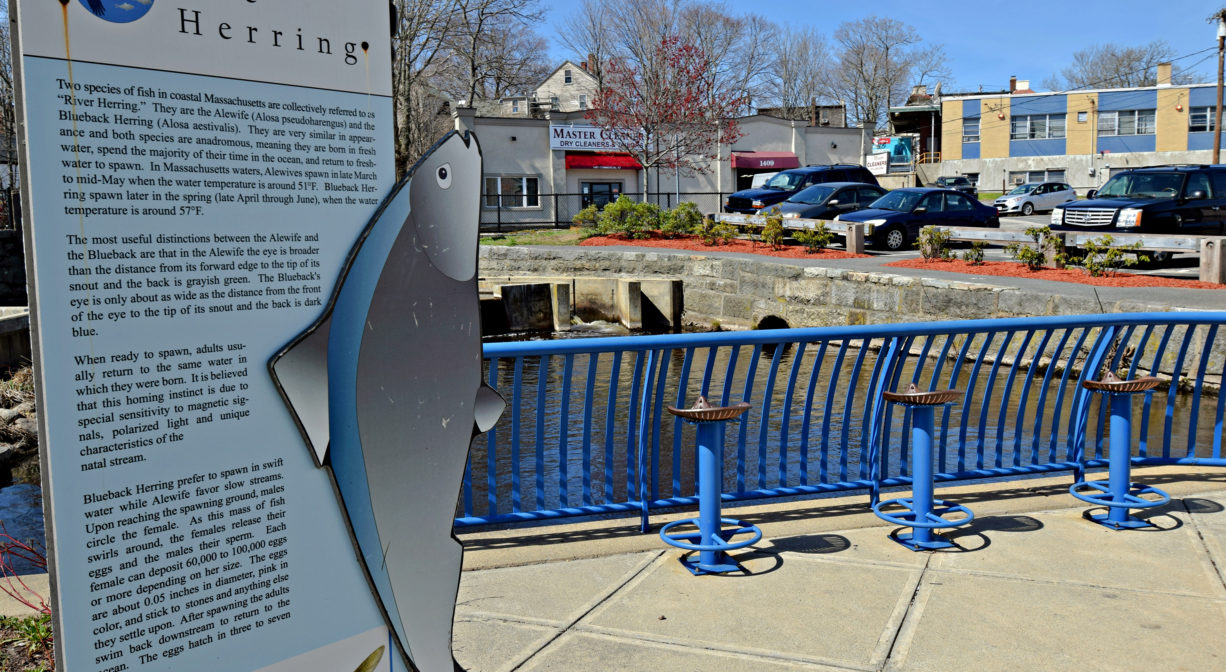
[1074,373,1168,530]
[874,385,971,551]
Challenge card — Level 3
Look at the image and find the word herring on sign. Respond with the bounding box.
[548,123,639,150]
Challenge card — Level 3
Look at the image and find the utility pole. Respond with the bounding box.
[1212,9,1226,163]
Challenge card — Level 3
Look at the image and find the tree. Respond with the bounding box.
[443,0,545,107]
[0,7,16,192]
[586,35,745,195]
[391,0,550,175]
[1043,41,1197,91]
[765,27,833,121]
[391,0,457,176]
[827,15,948,131]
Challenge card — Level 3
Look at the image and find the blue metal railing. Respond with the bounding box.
[461,312,1226,528]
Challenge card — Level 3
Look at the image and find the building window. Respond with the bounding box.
[1077,111,1087,123]
[511,99,520,114]
[962,118,980,143]
[1098,109,1155,136]
[578,94,587,110]
[1190,106,1217,133]
[484,176,540,208]
[564,69,573,85]
[550,95,559,109]
[1008,168,1066,185]
[1010,114,1065,140]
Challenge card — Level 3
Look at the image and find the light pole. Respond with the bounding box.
[1214,11,1226,163]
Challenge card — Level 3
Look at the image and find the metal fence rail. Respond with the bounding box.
[463,313,1226,528]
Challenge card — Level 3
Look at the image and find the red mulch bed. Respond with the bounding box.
[579,233,872,259]
[885,258,1225,289]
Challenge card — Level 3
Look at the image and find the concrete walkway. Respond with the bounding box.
[454,467,1226,671]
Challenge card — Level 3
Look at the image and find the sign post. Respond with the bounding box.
[12,1,406,669]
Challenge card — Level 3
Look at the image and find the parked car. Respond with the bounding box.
[772,182,887,221]
[723,164,879,213]
[1052,165,1226,236]
[836,187,1000,251]
[750,172,778,189]
[931,176,978,198]
[994,181,1077,216]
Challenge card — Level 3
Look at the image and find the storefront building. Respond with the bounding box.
[454,108,871,228]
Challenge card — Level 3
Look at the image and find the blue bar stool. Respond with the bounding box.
[659,397,762,575]
[872,384,974,551]
[1070,372,1170,529]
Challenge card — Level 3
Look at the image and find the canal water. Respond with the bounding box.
[468,336,1222,519]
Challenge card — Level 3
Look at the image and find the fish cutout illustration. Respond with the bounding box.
[270,131,504,672]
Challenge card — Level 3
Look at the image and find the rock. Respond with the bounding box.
[12,417,37,436]
[14,401,35,416]
[0,408,20,424]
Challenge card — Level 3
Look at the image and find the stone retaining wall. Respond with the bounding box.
[480,246,1183,330]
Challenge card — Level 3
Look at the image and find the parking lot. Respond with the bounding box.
[924,212,1207,280]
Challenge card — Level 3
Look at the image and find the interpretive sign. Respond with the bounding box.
[12,1,401,670]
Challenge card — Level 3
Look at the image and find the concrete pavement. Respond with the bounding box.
[454,467,1226,671]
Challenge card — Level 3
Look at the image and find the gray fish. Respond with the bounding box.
[270,131,503,672]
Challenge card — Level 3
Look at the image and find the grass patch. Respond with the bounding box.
[480,228,590,247]
[0,614,54,671]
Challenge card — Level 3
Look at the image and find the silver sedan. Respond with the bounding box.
[994,182,1077,216]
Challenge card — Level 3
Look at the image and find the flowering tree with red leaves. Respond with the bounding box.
[585,35,745,196]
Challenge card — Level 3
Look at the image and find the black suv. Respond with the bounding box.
[931,176,978,198]
[1052,165,1226,236]
[724,164,878,213]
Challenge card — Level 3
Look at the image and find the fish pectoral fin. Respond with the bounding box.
[268,315,333,466]
[473,383,505,434]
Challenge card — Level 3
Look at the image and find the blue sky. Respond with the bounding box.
[539,0,1223,93]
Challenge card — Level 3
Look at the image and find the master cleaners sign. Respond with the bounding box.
[549,123,639,150]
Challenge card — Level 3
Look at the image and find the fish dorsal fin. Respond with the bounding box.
[269,316,333,465]
[473,383,505,434]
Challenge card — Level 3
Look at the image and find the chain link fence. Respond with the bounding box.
[480,191,730,232]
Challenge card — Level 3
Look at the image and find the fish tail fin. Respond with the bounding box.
[473,383,504,435]
[269,316,333,465]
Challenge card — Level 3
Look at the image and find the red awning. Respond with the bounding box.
[730,151,800,170]
[565,153,642,170]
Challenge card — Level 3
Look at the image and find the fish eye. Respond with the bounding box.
[435,164,451,189]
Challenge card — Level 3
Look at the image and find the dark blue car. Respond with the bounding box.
[836,187,1000,251]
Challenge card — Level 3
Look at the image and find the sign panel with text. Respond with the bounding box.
[13,1,400,670]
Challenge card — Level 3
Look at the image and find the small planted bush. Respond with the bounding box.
[695,216,737,246]
[1074,235,1146,277]
[917,226,954,260]
[1005,225,1065,271]
[661,202,703,238]
[961,241,987,265]
[595,196,659,239]
[793,222,833,253]
[761,213,785,250]
[572,204,599,228]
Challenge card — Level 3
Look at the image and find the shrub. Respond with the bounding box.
[761,213,785,250]
[793,222,833,253]
[962,241,987,265]
[594,196,659,239]
[917,226,954,260]
[1005,225,1065,271]
[695,216,737,246]
[572,204,599,228]
[1074,235,1146,277]
[661,202,703,238]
